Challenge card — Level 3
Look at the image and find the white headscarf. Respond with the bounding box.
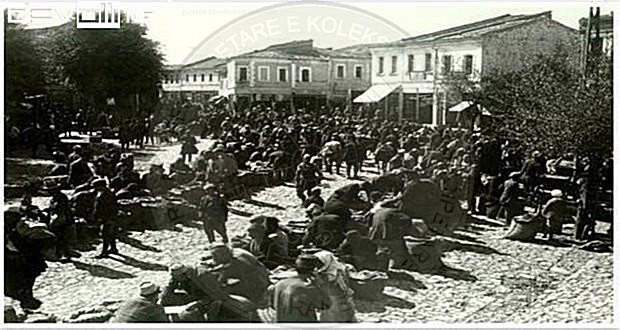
[314,250,353,296]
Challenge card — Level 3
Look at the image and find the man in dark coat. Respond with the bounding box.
[520,150,545,194]
[498,172,521,226]
[109,282,168,323]
[272,254,331,323]
[160,264,258,322]
[44,182,74,262]
[93,178,119,258]
[199,184,229,244]
[207,244,270,306]
[295,154,321,204]
[68,156,93,188]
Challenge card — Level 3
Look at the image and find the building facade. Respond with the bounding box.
[220,40,371,111]
[358,11,579,125]
[161,57,226,104]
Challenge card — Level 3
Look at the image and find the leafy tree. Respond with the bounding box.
[4,13,46,107]
[52,15,164,118]
[449,49,612,159]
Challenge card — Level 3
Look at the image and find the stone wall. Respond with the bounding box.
[481,18,580,76]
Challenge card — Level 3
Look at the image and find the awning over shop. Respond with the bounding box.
[448,101,475,112]
[353,84,401,103]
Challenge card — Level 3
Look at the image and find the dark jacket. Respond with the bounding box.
[273,275,331,323]
[499,179,519,205]
[109,296,167,323]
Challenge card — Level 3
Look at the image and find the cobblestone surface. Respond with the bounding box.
[13,139,614,323]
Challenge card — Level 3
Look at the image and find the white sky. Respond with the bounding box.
[15,1,615,64]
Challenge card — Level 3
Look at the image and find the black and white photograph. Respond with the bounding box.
[2,0,615,326]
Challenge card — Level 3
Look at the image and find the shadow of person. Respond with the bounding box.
[428,265,478,282]
[387,270,428,290]
[72,260,135,279]
[245,199,286,210]
[117,235,162,253]
[107,254,169,271]
[439,238,508,256]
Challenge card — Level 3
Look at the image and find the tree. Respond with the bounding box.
[449,48,612,159]
[4,14,46,107]
[52,15,164,118]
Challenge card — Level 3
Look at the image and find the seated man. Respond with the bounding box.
[336,230,386,271]
[207,244,270,306]
[272,254,331,323]
[302,213,346,250]
[542,189,571,240]
[109,282,168,323]
[141,164,172,195]
[246,223,291,270]
[160,263,258,322]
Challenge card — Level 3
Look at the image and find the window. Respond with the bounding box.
[201,74,205,82]
[300,67,311,82]
[278,67,287,82]
[378,57,384,74]
[193,74,197,82]
[408,55,414,72]
[186,74,189,82]
[209,73,213,82]
[258,66,269,81]
[238,67,248,82]
[391,56,398,74]
[336,65,345,79]
[442,55,452,74]
[464,55,473,74]
[425,53,432,71]
[355,65,362,79]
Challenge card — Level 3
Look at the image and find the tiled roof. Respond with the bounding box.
[374,11,560,47]
[232,39,370,60]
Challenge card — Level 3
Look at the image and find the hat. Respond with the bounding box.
[397,149,406,154]
[550,189,563,197]
[295,254,320,270]
[139,282,160,296]
[204,183,217,191]
[169,263,187,275]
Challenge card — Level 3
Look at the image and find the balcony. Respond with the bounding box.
[407,71,434,81]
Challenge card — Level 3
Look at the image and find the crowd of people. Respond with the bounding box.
[4,100,612,322]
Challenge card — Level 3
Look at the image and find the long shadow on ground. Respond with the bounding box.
[439,238,508,256]
[355,293,416,314]
[118,235,162,253]
[244,198,286,210]
[72,260,135,279]
[107,253,169,271]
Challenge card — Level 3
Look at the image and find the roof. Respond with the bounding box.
[232,39,370,60]
[164,57,226,71]
[373,11,565,48]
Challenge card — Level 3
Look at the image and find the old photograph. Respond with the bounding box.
[2,0,614,325]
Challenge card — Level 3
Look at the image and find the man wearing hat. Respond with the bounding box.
[542,189,570,240]
[109,282,168,323]
[295,154,322,204]
[92,178,119,258]
[520,150,546,194]
[199,183,229,244]
[272,254,331,322]
[43,181,73,262]
[160,263,259,322]
[498,172,521,226]
[206,243,270,306]
[68,152,93,188]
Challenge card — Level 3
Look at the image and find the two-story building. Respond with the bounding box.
[161,57,226,104]
[219,40,371,111]
[356,11,579,125]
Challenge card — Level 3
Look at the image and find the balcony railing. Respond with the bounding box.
[407,71,434,81]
